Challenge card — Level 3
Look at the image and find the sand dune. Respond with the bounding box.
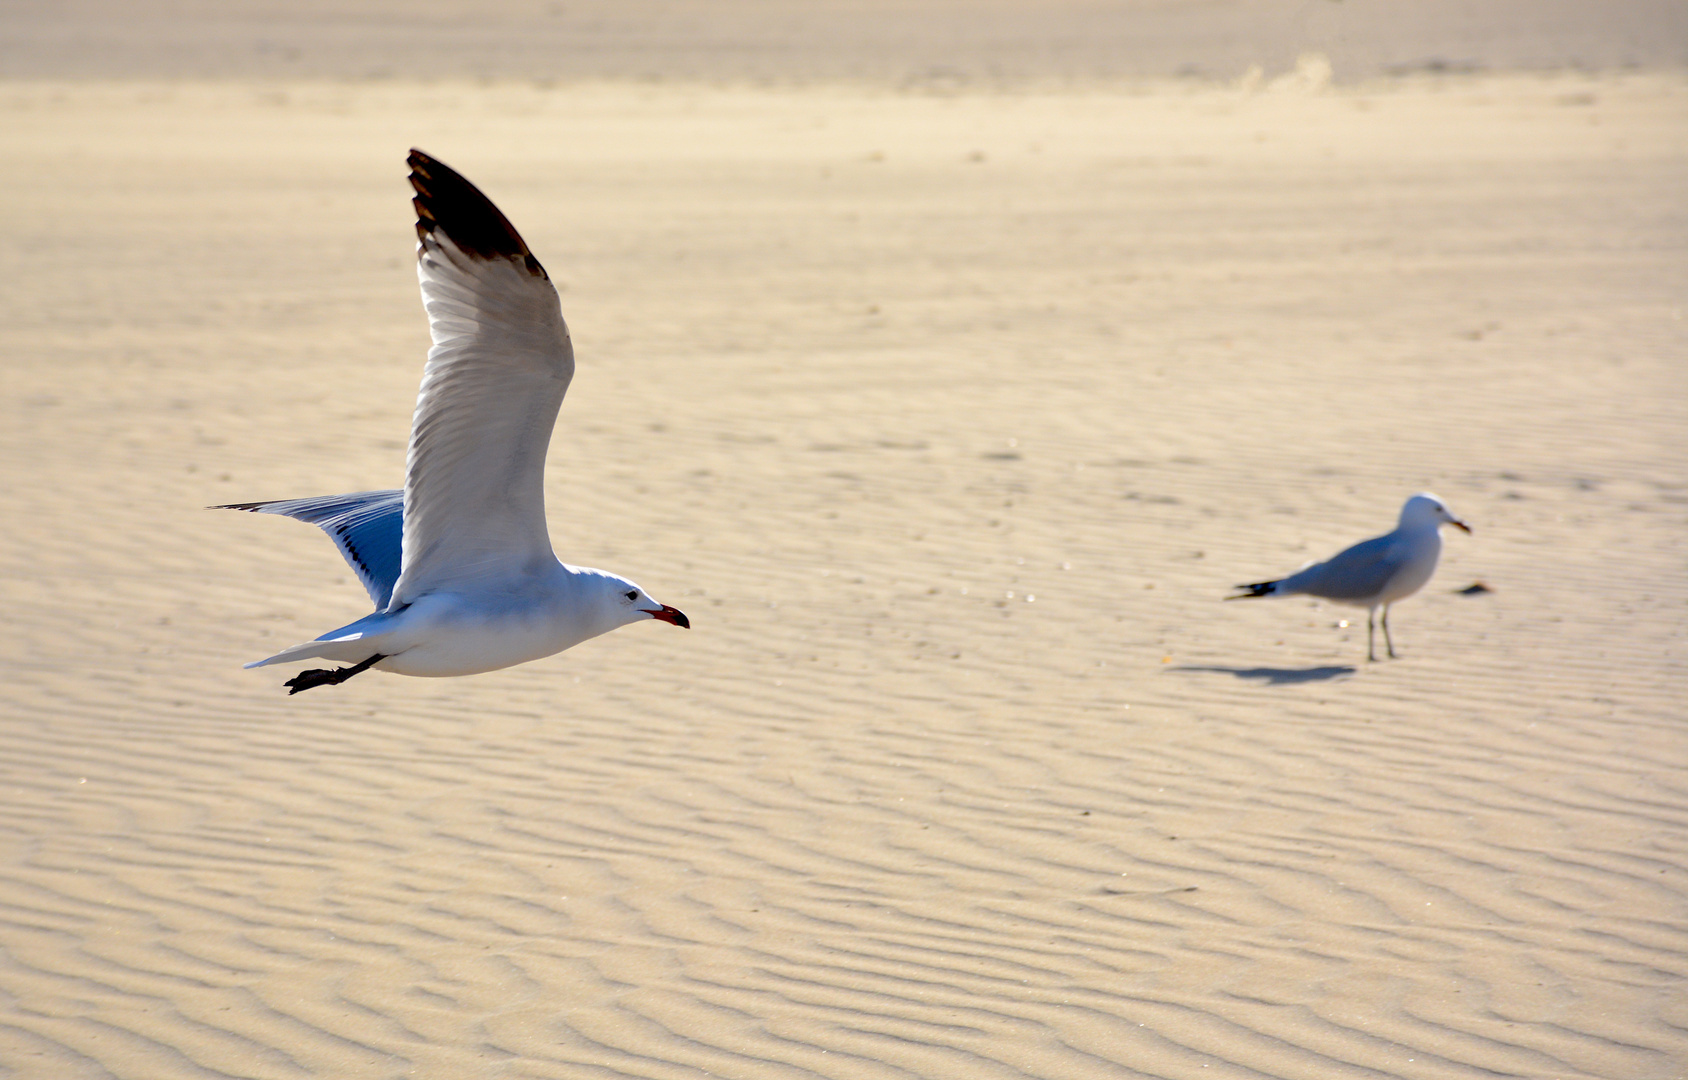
[0,64,1685,1080]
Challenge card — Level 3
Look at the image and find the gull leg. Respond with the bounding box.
[284,654,386,695]
[1366,608,1377,663]
[1381,605,1397,659]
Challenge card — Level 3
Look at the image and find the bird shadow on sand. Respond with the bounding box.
[1167,664,1357,686]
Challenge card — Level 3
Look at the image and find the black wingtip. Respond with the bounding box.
[407,149,548,279]
[1225,581,1278,600]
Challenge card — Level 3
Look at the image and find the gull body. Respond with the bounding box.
[250,559,673,680]
[219,151,688,693]
[1229,493,1471,661]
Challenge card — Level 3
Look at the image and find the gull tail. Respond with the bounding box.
[245,610,397,669]
[244,635,374,670]
[1226,580,1281,600]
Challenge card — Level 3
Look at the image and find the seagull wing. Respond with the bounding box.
[389,150,574,607]
[1281,532,1404,603]
[215,490,405,608]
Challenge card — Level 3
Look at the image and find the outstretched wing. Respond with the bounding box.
[390,149,574,606]
[215,490,405,608]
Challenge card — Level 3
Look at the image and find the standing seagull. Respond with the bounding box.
[1228,493,1471,661]
[219,150,689,694]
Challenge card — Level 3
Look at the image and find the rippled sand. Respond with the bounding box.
[1,70,1685,1078]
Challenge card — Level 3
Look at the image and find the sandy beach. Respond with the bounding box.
[1,3,1686,1077]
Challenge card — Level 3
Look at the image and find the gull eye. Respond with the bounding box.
[624,590,639,601]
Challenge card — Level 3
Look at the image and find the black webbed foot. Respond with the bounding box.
[284,654,385,695]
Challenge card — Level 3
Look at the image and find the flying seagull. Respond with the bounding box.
[1228,493,1470,661]
[218,150,689,694]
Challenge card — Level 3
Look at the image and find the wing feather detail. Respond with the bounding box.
[390,150,574,605]
[1282,534,1403,602]
[215,490,405,608]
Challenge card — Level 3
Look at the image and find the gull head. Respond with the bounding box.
[582,570,690,632]
[1401,492,1472,534]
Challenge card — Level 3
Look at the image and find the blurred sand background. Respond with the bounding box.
[2,2,1686,1077]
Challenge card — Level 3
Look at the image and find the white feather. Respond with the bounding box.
[391,230,574,604]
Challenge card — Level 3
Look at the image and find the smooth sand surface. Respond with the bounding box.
[1,39,1686,1080]
[6,0,1686,82]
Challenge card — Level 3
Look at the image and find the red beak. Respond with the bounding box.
[1452,520,1472,534]
[648,604,690,628]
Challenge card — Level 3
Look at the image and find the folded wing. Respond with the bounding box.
[1282,534,1403,602]
[391,150,575,606]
